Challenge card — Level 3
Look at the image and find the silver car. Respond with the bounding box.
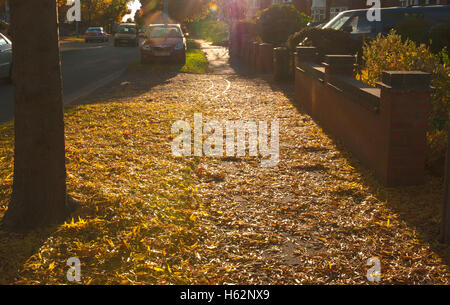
[84,27,109,43]
[0,32,12,81]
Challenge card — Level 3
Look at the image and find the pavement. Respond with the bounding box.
[0,40,140,123]
[195,40,235,75]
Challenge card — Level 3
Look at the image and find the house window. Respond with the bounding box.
[330,6,348,19]
[312,8,326,22]
[272,0,293,4]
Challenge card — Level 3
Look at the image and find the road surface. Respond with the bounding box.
[0,40,140,123]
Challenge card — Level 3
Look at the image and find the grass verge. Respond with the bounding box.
[0,97,210,284]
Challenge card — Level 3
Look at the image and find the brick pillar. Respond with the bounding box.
[273,47,289,81]
[323,55,356,80]
[378,71,431,186]
[257,43,274,74]
[295,46,318,67]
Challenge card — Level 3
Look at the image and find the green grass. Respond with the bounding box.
[180,49,208,74]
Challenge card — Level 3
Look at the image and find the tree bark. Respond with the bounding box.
[1,0,76,231]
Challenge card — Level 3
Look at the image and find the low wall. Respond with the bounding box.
[295,47,430,186]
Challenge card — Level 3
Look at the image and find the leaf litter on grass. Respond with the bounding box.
[0,72,448,284]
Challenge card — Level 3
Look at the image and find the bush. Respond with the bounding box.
[359,30,450,173]
[191,20,229,44]
[395,15,450,54]
[394,15,433,45]
[287,27,362,58]
[255,4,309,45]
[428,23,450,54]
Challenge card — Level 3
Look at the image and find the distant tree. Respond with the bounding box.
[139,0,210,23]
[2,0,77,230]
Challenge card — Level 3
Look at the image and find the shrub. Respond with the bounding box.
[287,27,361,52]
[285,27,362,81]
[255,4,309,45]
[428,23,450,54]
[360,30,450,173]
[287,27,362,58]
[395,15,449,54]
[191,20,230,44]
[394,15,433,46]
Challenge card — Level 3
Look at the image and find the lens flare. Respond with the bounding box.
[210,3,218,13]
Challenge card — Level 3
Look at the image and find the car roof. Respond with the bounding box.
[338,4,449,14]
[148,24,181,27]
[120,23,136,26]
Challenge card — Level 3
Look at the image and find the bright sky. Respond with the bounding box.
[122,0,142,22]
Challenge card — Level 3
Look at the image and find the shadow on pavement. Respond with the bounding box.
[69,62,183,106]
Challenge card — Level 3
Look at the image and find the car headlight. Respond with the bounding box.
[142,45,151,51]
[174,42,184,50]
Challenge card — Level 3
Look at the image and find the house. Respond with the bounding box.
[401,0,449,6]
[0,0,9,23]
[312,0,403,22]
[243,0,312,18]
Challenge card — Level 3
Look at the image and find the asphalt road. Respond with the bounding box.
[0,40,140,123]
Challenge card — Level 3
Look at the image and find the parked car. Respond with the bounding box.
[0,32,12,82]
[140,24,187,64]
[322,5,450,40]
[84,27,109,43]
[114,23,138,47]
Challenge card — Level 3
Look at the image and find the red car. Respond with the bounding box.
[140,24,187,65]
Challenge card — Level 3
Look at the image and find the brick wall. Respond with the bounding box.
[294,47,430,186]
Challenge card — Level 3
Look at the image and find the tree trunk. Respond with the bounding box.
[1,0,76,231]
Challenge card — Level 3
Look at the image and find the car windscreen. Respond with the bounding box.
[87,28,101,32]
[323,12,352,30]
[119,27,136,34]
[147,26,182,38]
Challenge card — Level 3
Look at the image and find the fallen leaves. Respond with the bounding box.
[0,68,448,285]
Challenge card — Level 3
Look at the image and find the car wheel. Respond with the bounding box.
[179,53,186,65]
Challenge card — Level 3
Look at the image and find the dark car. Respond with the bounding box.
[322,5,450,39]
[140,24,187,64]
[0,32,12,82]
[84,27,109,43]
[114,23,138,47]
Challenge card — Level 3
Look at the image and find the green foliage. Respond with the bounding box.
[395,15,450,54]
[180,49,209,74]
[287,27,362,57]
[255,4,309,45]
[428,23,450,54]
[360,30,450,173]
[190,20,229,44]
[138,0,210,23]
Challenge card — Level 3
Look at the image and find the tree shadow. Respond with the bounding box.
[0,225,56,284]
[69,61,184,106]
